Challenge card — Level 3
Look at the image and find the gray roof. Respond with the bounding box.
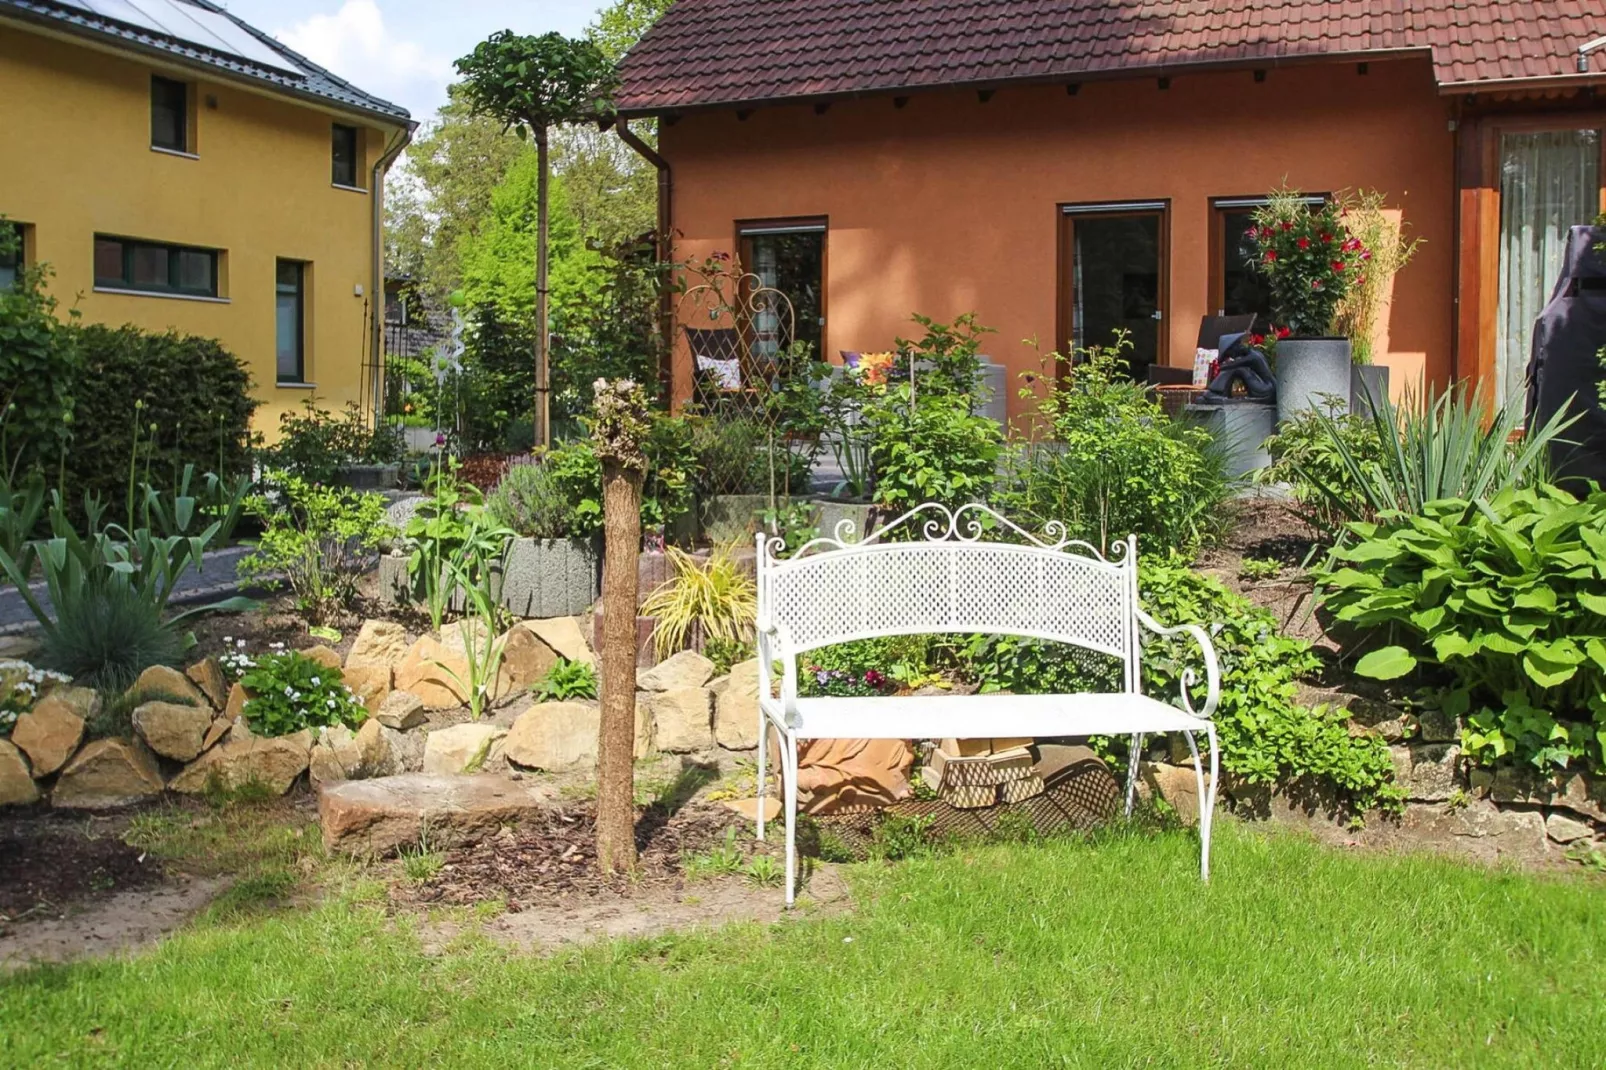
[0,0,412,124]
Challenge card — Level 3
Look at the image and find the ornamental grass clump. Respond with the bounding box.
[641,546,757,661]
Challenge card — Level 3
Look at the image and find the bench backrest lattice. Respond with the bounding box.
[757,502,1142,691]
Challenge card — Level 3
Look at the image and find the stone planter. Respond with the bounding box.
[335,463,400,491]
[1350,363,1390,420]
[1274,338,1352,424]
[699,493,770,545]
[496,537,600,618]
[1183,402,1276,479]
[811,498,877,543]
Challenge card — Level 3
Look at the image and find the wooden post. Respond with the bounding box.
[589,378,653,873]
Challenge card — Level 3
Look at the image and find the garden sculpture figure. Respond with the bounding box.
[1199,331,1276,404]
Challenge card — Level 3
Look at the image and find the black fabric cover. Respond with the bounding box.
[1527,226,1606,488]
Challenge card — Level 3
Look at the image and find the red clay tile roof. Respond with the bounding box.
[617,0,1606,114]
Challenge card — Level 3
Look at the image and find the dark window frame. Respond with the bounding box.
[331,124,362,189]
[1208,193,1328,327]
[276,259,307,384]
[93,235,219,298]
[1055,200,1171,380]
[151,75,190,154]
[734,216,828,360]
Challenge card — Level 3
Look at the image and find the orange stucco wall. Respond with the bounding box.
[662,57,1455,422]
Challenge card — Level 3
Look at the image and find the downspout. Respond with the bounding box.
[370,124,414,422]
[615,118,675,404]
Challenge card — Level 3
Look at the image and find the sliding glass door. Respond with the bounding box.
[1060,203,1167,380]
[1496,129,1602,408]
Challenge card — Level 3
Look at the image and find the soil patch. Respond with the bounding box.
[0,809,164,923]
[1,877,225,971]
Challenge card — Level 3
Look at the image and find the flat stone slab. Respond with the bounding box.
[318,773,556,857]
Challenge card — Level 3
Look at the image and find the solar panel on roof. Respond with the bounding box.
[55,0,305,77]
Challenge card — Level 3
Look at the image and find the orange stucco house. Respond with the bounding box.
[614,0,1606,423]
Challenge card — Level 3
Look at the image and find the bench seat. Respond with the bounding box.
[761,692,1213,741]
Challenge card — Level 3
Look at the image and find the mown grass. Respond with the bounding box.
[3,822,1603,1068]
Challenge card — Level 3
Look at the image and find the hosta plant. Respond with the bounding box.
[1317,485,1606,772]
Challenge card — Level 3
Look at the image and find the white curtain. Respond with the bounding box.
[1496,130,1600,408]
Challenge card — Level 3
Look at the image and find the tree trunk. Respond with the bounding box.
[534,128,551,451]
[595,460,643,873]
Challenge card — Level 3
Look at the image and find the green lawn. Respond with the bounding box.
[3,823,1603,1068]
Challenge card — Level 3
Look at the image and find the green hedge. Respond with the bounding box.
[65,325,257,507]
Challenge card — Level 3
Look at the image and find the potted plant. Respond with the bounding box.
[484,455,601,618]
[1334,190,1423,417]
[1248,189,1370,423]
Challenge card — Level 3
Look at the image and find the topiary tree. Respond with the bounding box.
[454,31,618,450]
[590,377,652,873]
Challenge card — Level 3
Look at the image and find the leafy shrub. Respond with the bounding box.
[998,335,1228,555]
[800,664,892,698]
[66,325,257,504]
[704,636,754,676]
[0,223,77,478]
[402,460,511,632]
[640,547,756,661]
[532,657,597,701]
[1261,401,1385,536]
[237,475,393,625]
[256,402,403,486]
[964,634,1120,695]
[544,419,694,536]
[690,416,776,496]
[485,459,575,539]
[239,651,367,737]
[1246,187,1366,336]
[1317,485,1606,773]
[1139,560,1402,812]
[458,302,535,453]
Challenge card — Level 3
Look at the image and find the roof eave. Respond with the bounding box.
[1437,71,1606,96]
[0,6,413,129]
[616,45,1437,119]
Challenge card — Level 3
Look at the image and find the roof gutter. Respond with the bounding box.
[369,125,412,422]
[613,117,676,403]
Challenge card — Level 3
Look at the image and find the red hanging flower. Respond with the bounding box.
[1276,325,1292,339]
[1263,250,1278,263]
[1319,231,1334,244]
[1281,220,1295,232]
[1249,333,1266,347]
[1296,236,1311,250]
[1331,260,1346,272]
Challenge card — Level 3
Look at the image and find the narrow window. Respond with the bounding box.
[93,235,219,297]
[331,124,360,188]
[1209,194,1326,334]
[0,223,23,290]
[276,259,306,383]
[151,75,189,153]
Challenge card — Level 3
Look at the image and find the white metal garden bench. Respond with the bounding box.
[753,502,1221,905]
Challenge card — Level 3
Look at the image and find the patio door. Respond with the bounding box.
[1059,202,1167,380]
[1496,129,1602,408]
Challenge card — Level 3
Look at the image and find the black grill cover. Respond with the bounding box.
[1527,225,1606,488]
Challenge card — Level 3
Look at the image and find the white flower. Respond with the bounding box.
[284,685,294,696]
[310,677,320,687]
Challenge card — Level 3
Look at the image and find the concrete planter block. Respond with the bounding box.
[1183,402,1276,479]
[496,537,600,619]
[335,464,401,491]
[377,553,411,606]
[811,500,876,543]
[699,494,770,545]
[1274,338,1352,424]
[1350,364,1390,420]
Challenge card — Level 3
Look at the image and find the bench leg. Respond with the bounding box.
[782,734,799,908]
[1123,733,1144,818]
[1182,730,1210,881]
[756,711,769,843]
[1202,724,1220,881]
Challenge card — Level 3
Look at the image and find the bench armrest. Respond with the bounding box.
[1135,609,1221,720]
[756,624,802,730]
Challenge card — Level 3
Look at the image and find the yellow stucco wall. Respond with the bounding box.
[0,23,404,437]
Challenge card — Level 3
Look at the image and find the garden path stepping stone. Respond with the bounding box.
[318,773,556,856]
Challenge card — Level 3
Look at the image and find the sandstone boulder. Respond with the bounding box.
[200,716,232,753]
[0,740,39,805]
[169,731,312,796]
[299,645,343,671]
[340,663,392,715]
[309,725,363,787]
[0,635,41,661]
[319,773,556,856]
[345,620,410,670]
[185,658,229,710]
[714,659,761,750]
[643,686,712,753]
[518,616,593,665]
[1141,761,1202,824]
[637,649,714,692]
[53,738,163,809]
[422,723,507,775]
[132,700,214,762]
[11,696,87,776]
[1470,766,1606,824]
[374,690,426,731]
[499,626,559,692]
[503,700,650,771]
[225,682,251,722]
[395,635,469,708]
[354,718,426,777]
[133,664,206,707]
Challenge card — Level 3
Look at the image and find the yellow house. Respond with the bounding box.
[0,0,414,434]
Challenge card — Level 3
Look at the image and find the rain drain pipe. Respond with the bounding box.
[615,118,676,403]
